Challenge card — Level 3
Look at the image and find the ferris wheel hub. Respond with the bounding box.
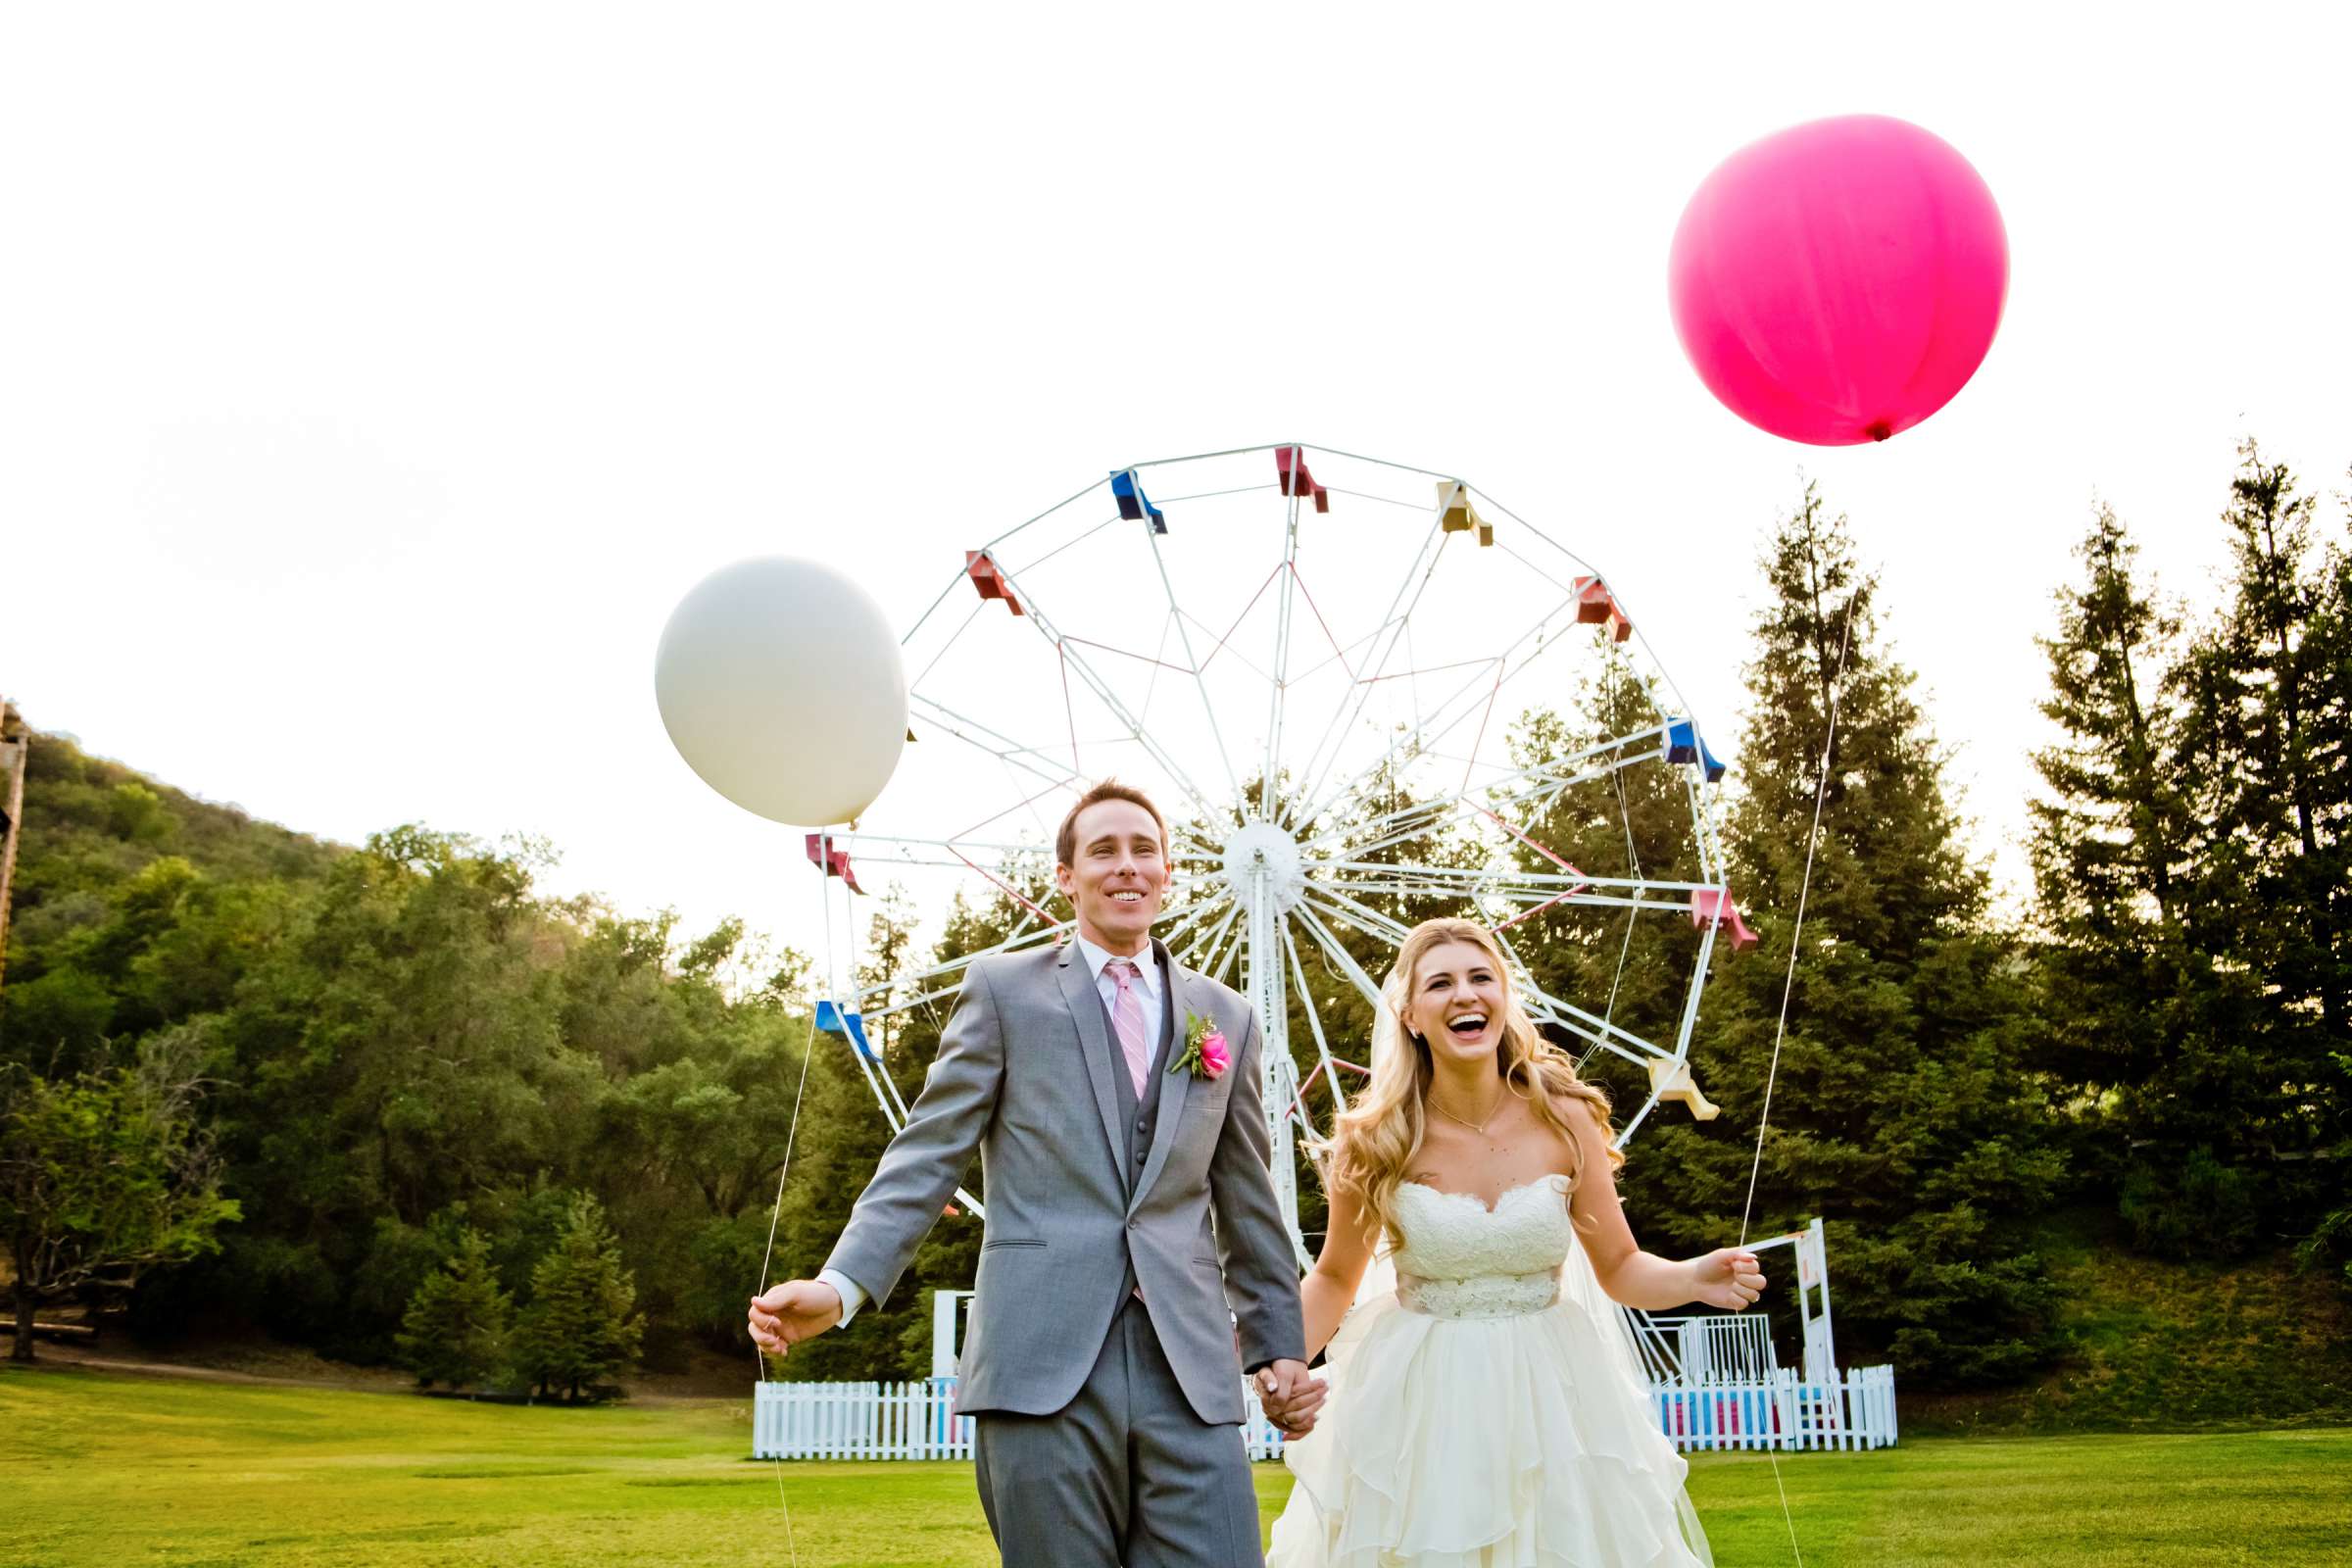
[1220,819,1305,913]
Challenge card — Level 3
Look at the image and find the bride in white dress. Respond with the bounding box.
[1265,917,1766,1568]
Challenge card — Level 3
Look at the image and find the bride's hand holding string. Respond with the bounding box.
[1686,1248,1766,1311]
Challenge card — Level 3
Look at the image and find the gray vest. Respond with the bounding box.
[1096,952,1179,1186]
[1097,951,1179,1299]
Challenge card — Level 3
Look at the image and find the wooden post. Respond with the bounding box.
[0,699,25,995]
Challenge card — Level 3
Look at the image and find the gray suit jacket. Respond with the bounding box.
[822,938,1304,1423]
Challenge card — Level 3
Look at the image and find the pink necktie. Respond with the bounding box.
[1108,959,1152,1097]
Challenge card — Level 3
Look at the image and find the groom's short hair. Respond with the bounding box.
[1055,779,1170,868]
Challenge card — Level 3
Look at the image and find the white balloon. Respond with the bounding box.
[654,557,907,827]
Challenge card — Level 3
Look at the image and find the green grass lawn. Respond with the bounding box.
[5,1364,2348,1567]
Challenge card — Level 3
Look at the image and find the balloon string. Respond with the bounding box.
[753,847,839,1568]
[1739,598,1853,1248]
[1737,586,1856,1568]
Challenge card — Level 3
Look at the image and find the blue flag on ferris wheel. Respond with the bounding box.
[1666,718,1729,783]
[1110,469,1165,533]
[815,1000,875,1061]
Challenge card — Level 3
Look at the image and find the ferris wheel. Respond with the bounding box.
[806,442,1755,1264]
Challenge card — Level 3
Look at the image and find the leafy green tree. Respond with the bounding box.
[200,827,599,1355]
[574,913,817,1349]
[394,1228,513,1391]
[1633,484,2064,1388]
[2,1032,240,1361]
[511,1195,643,1401]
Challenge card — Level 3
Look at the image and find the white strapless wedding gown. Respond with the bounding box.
[1266,1175,1713,1568]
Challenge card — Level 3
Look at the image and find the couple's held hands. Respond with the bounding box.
[1256,1357,1325,1439]
[747,1279,844,1355]
[1688,1248,1767,1311]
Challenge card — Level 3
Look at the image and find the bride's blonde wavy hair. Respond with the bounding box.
[1318,916,1620,1248]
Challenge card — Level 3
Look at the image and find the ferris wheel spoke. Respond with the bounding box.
[855,915,1077,1016]
[1176,899,1244,977]
[1317,878,1711,923]
[1282,563,1364,686]
[1281,917,1353,1118]
[1145,528,1246,808]
[907,600,991,692]
[1188,561,1290,675]
[984,560,1226,826]
[1292,586,1586,838]
[900,564,982,654]
[1291,902,1389,1012]
[1205,922,1248,985]
[1322,861,1716,900]
[1681,768,1725,885]
[1469,483,1725,772]
[1281,509,1449,832]
[1122,440,1291,471]
[1459,485,1608,590]
[1513,980,1674,1069]
[1152,480,1281,506]
[835,832,1044,862]
[999,510,1127,580]
[1294,591,1570,836]
[1292,724,1679,864]
[976,471,1121,559]
[1155,893,1228,956]
[1284,617,1388,691]
[911,694,1086,797]
[948,777,1080,850]
[1300,887,1414,946]
[1258,489,1304,822]
[1294,442,1467,486]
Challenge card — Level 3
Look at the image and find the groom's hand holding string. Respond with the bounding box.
[747,1280,845,1355]
[1256,1357,1326,1438]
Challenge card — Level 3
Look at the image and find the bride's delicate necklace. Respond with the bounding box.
[1427,1085,1504,1136]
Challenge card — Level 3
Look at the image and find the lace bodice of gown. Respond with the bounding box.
[1388,1174,1575,1320]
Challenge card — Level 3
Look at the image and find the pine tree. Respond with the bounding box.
[2161,443,2352,1246]
[2027,501,2270,1252]
[2031,505,2191,941]
[393,1228,512,1391]
[1633,484,2063,1388]
[2180,443,2350,1036]
[511,1195,643,1401]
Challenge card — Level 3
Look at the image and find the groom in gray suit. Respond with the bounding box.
[749,780,1322,1566]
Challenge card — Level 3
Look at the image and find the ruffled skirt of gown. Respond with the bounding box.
[1266,1242,1712,1568]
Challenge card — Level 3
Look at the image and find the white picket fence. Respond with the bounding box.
[1650,1365,1897,1451]
[752,1365,1896,1460]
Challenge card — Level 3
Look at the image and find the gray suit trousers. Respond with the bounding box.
[972,1296,1262,1568]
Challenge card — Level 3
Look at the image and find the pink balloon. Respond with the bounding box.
[1669,116,2009,446]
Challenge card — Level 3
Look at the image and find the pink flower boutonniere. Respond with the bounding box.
[1172,1011,1230,1081]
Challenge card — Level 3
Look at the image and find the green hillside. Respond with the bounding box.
[1906,1210,2352,1435]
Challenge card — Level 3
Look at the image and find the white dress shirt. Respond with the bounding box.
[1075,933,1170,1065]
[817,934,1167,1329]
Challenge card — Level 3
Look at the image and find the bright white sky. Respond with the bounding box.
[7,4,2349,974]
